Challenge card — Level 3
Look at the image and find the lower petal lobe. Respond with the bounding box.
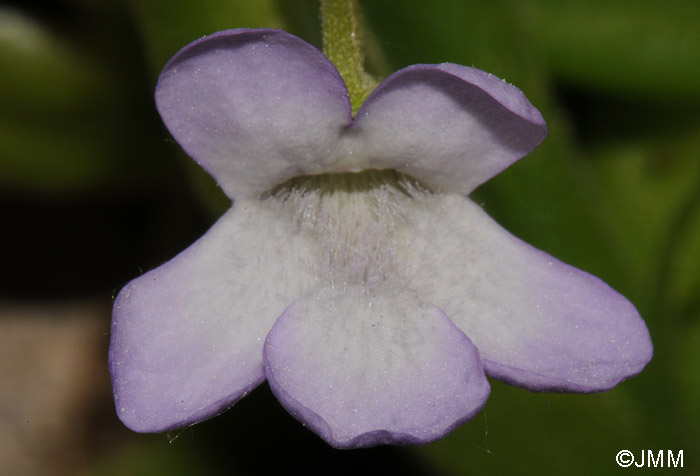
[263,285,490,448]
[404,195,653,392]
[109,201,312,432]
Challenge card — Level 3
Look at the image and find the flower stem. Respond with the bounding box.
[319,0,377,115]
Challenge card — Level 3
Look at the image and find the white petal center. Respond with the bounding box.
[263,169,432,287]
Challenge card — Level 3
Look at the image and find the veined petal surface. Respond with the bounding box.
[156,29,352,199]
[352,64,547,194]
[263,286,490,448]
[110,201,313,432]
[402,195,653,392]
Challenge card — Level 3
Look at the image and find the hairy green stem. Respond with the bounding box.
[319,0,377,114]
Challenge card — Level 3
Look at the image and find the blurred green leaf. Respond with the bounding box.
[531,0,700,101]
[587,120,700,315]
[665,167,700,323]
[419,381,655,476]
[0,9,103,111]
[675,318,700,436]
[0,115,119,193]
[362,0,546,89]
[274,0,322,50]
[0,8,125,194]
[128,0,285,75]
[80,436,230,476]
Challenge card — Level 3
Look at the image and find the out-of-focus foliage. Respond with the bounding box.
[1,0,697,474]
[129,0,284,73]
[0,7,118,193]
[532,0,700,101]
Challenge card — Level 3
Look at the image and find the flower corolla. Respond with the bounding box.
[109,29,652,448]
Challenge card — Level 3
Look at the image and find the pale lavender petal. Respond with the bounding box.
[402,195,652,392]
[109,201,314,432]
[263,286,490,448]
[351,64,547,194]
[155,29,352,199]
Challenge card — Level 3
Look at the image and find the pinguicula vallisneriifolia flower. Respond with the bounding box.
[109,28,652,448]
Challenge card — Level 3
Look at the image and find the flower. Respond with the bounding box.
[109,28,653,449]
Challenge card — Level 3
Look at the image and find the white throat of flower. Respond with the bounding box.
[263,169,433,288]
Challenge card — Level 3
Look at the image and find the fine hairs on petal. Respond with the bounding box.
[263,169,432,288]
[264,285,490,448]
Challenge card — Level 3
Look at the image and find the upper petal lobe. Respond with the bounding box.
[156,29,353,198]
[351,64,547,194]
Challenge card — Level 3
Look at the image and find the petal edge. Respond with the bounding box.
[351,64,547,194]
[109,201,314,432]
[402,194,652,393]
[156,29,352,198]
[263,286,490,448]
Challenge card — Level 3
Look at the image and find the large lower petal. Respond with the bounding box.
[156,29,352,199]
[402,194,652,392]
[109,201,313,432]
[350,64,547,195]
[263,286,490,448]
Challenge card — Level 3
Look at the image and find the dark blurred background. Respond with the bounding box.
[1,0,698,474]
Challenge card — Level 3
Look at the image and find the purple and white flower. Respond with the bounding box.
[109,29,653,448]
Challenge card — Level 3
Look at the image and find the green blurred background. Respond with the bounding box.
[1,0,698,474]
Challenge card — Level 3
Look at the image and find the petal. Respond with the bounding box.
[402,195,653,392]
[350,64,547,194]
[109,201,314,432]
[155,29,352,199]
[263,286,490,448]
